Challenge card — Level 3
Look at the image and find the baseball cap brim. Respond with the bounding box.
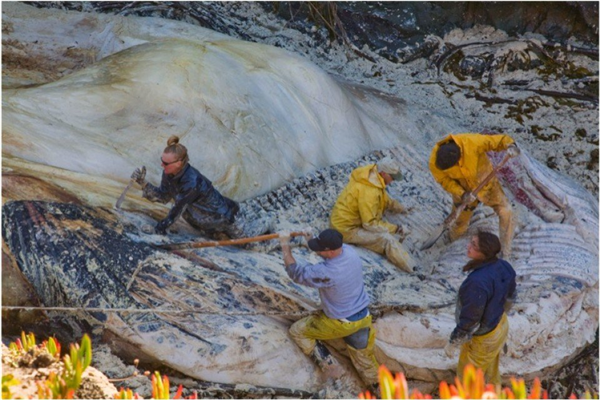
[307,229,343,252]
[307,238,325,252]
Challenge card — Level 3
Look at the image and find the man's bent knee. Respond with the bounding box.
[343,328,370,350]
[496,205,512,222]
[289,319,314,354]
[289,319,305,337]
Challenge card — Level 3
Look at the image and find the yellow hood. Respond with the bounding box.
[330,164,396,235]
[349,164,385,189]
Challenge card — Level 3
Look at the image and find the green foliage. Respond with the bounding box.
[2,374,20,400]
[21,331,36,352]
[114,387,139,399]
[360,364,597,399]
[37,372,75,400]
[7,332,92,399]
[8,332,196,400]
[46,337,62,358]
[152,371,171,399]
[63,334,92,390]
[8,342,19,356]
[149,371,196,399]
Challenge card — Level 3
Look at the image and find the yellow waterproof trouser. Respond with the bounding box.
[449,182,514,256]
[289,311,379,385]
[458,313,509,385]
[341,228,415,273]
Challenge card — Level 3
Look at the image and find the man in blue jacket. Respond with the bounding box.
[279,229,379,389]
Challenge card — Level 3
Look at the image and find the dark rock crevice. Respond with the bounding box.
[25,2,599,63]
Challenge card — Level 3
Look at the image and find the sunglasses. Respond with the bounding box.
[161,158,180,166]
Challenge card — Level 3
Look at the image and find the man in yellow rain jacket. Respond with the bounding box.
[429,133,520,257]
[330,156,415,273]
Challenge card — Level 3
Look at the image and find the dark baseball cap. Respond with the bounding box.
[308,229,343,252]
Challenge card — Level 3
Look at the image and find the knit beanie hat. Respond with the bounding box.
[377,156,402,180]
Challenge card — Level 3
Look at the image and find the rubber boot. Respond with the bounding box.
[366,382,380,398]
[310,342,345,380]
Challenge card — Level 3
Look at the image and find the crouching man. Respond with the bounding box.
[330,156,415,273]
[279,229,379,389]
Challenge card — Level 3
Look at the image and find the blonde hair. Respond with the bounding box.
[164,135,189,164]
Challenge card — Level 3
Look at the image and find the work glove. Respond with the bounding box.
[155,220,169,235]
[301,229,314,242]
[387,198,407,214]
[131,166,147,187]
[461,191,477,204]
[444,341,459,358]
[395,225,410,242]
[507,144,520,158]
[278,231,291,246]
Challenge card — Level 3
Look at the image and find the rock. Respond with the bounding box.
[459,55,489,78]
[77,367,120,399]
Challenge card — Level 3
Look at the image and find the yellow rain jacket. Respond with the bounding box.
[330,164,404,236]
[429,133,514,201]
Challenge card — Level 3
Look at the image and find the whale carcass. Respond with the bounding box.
[2,2,598,395]
[3,148,598,391]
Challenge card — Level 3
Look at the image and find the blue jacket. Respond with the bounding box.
[143,163,239,232]
[451,258,516,342]
[286,244,370,319]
